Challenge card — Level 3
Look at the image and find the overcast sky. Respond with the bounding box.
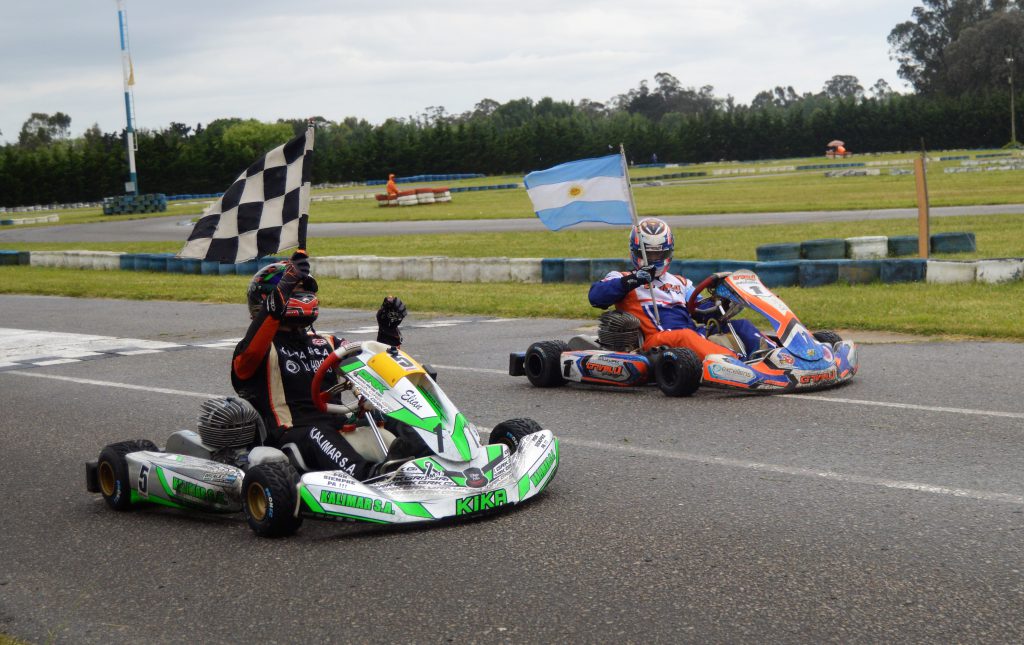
[1,0,922,144]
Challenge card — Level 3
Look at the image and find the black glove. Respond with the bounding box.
[286,250,311,281]
[619,265,655,291]
[376,296,407,346]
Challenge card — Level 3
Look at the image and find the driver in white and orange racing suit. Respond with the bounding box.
[231,250,420,480]
[588,218,764,361]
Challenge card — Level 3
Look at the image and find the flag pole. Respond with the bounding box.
[619,144,661,327]
[298,118,315,253]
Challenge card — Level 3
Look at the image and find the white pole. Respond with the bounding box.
[619,144,660,327]
[117,0,138,195]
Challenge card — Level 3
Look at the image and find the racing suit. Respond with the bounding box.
[231,296,404,481]
[588,269,762,360]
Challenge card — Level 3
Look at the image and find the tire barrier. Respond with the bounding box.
[845,236,888,260]
[800,239,846,260]
[8,251,1024,288]
[880,259,926,283]
[926,260,977,284]
[930,232,976,254]
[366,174,484,186]
[102,193,168,215]
[888,235,918,257]
[0,214,60,226]
[756,261,799,288]
[976,259,1024,283]
[837,260,882,285]
[756,243,800,262]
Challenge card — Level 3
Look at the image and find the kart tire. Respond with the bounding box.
[813,330,843,347]
[97,439,158,511]
[489,418,542,453]
[655,349,702,397]
[243,462,303,538]
[524,341,568,388]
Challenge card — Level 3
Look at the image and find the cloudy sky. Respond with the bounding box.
[1,0,921,143]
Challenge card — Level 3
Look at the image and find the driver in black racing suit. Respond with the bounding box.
[231,250,411,480]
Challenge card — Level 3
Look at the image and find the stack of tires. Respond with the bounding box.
[102,194,169,215]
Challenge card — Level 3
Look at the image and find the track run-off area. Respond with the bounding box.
[1,295,1022,643]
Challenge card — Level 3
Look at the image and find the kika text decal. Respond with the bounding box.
[455,489,508,515]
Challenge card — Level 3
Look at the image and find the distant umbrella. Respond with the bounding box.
[827,140,845,147]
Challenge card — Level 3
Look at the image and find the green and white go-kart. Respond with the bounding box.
[86,340,559,537]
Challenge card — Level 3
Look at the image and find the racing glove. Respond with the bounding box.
[619,265,655,291]
[376,296,407,346]
[264,251,312,320]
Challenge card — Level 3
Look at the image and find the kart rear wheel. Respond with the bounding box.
[524,341,568,388]
[655,349,702,397]
[489,418,542,453]
[243,462,303,538]
[813,330,843,347]
[97,439,158,511]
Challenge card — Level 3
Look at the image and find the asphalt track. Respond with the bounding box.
[2,203,1024,243]
[1,295,1022,643]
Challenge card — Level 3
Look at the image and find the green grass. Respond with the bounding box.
[9,149,1024,228]
[6,213,1023,261]
[2,266,1022,341]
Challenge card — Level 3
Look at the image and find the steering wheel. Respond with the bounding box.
[310,342,365,415]
[686,272,738,324]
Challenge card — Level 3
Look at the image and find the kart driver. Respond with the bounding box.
[231,250,414,480]
[588,218,764,361]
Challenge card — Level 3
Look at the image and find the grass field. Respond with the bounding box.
[7,148,1024,227]
[3,149,1023,340]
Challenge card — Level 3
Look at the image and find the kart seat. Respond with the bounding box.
[567,335,601,350]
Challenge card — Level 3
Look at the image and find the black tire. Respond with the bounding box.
[524,341,568,388]
[655,349,702,397]
[489,418,543,453]
[243,462,303,538]
[97,439,158,511]
[813,330,843,347]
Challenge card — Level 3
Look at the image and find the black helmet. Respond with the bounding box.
[247,261,320,325]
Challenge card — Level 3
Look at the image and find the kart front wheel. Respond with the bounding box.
[524,341,568,388]
[97,439,158,511]
[243,462,303,538]
[655,349,702,397]
[813,330,843,347]
[489,418,542,453]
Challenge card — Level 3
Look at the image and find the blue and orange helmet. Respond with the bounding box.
[629,217,674,277]
[247,261,319,325]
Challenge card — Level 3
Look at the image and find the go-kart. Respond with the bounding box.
[86,341,559,537]
[509,269,858,396]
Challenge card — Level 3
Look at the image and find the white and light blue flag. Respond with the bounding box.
[524,154,633,231]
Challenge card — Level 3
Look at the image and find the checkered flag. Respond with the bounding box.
[179,126,314,263]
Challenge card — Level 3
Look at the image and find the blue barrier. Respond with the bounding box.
[18,251,30,265]
[717,260,760,274]
[541,258,565,284]
[0,250,19,266]
[801,239,846,260]
[200,260,221,275]
[563,258,591,283]
[166,257,184,273]
[119,254,136,271]
[180,258,202,274]
[756,261,799,288]
[881,259,926,283]
[590,258,630,281]
[672,260,720,283]
[799,260,841,287]
[888,235,918,257]
[236,260,260,276]
[757,243,801,262]
[217,263,236,276]
[147,254,171,272]
[931,232,976,254]
[132,254,151,271]
[837,260,881,284]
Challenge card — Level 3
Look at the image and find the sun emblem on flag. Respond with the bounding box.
[568,184,583,198]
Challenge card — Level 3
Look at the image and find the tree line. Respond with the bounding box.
[1,0,1020,207]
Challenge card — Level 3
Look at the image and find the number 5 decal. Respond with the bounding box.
[138,464,149,494]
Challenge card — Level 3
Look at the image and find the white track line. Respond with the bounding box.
[5,369,1022,505]
[433,364,1024,420]
[565,437,1024,505]
[5,370,218,399]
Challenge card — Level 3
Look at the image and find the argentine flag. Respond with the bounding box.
[524,154,633,231]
